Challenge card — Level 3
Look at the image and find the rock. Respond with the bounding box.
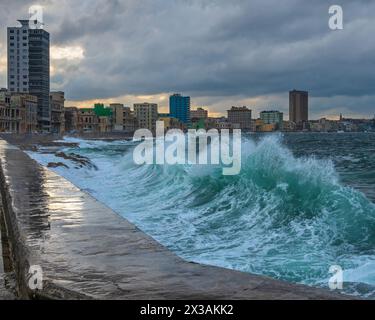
[55,152,98,170]
[47,162,69,169]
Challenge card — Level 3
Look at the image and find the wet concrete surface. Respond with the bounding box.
[0,139,351,300]
[0,204,15,300]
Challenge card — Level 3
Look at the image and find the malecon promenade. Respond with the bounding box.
[0,137,349,300]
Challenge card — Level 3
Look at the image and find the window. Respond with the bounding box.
[23,82,28,86]
[10,36,14,40]
[23,30,27,34]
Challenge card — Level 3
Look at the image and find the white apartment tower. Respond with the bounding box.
[7,19,50,131]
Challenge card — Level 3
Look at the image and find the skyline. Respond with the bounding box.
[1,1,375,120]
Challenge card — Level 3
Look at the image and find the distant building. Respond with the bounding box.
[190,107,208,120]
[50,92,65,134]
[169,94,190,124]
[77,108,99,133]
[94,103,113,133]
[282,120,296,132]
[0,89,37,133]
[64,107,78,133]
[110,103,125,131]
[289,90,308,124]
[158,116,183,131]
[260,110,284,130]
[227,106,252,130]
[8,20,50,132]
[134,102,158,132]
[110,103,137,133]
[123,107,138,133]
[98,116,112,133]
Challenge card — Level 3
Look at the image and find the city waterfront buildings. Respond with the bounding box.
[77,108,99,133]
[289,90,308,124]
[190,107,208,120]
[110,103,125,131]
[110,103,138,133]
[50,91,65,134]
[158,115,183,131]
[0,89,37,133]
[227,106,252,130]
[8,20,50,131]
[169,94,190,124]
[260,110,284,130]
[134,102,158,132]
[123,107,138,133]
[64,107,78,133]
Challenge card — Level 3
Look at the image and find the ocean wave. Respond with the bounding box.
[27,134,375,297]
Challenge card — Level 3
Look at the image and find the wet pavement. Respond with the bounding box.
[0,208,15,300]
[0,139,349,300]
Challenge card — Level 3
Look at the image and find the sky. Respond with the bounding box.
[0,0,375,119]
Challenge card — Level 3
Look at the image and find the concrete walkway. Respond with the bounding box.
[0,212,15,300]
[0,140,349,300]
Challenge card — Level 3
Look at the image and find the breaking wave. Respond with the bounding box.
[27,134,375,297]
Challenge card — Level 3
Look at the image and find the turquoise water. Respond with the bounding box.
[28,133,375,298]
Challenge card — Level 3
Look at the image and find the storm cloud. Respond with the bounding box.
[1,0,375,118]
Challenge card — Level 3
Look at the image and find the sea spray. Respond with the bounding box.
[27,133,375,298]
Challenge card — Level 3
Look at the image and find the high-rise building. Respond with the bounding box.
[8,20,50,131]
[227,106,252,130]
[134,102,158,132]
[289,90,308,123]
[169,94,190,124]
[260,110,284,129]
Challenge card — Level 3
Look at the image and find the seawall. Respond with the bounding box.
[0,139,349,300]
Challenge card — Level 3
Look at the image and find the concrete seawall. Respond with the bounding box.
[0,139,349,300]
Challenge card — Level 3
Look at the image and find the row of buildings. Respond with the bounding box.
[1,87,374,134]
[5,19,374,135]
[0,89,65,134]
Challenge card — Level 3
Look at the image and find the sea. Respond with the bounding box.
[27,132,375,298]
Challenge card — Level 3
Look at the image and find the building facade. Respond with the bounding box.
[260,110,284,130]
[289,90,308,124]
[123,107,138,133]
[64,107,78,133]
[0,89,37,133]
[8,20,50,132]
[110,103,125,131]
[227,106,252,130]
[134,103,158,132]
[169,94,190,124]
[77,108,99,133]
[190,107,208,120]
[50,91,65,134]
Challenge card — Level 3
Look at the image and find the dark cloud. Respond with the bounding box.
[1,0,375,117]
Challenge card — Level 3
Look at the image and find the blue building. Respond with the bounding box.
[169,94,190,124]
